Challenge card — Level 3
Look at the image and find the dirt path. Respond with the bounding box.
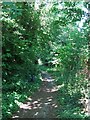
[12,72,60,118]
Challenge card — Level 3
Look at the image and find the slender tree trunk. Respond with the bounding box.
[86,3,90,116]
[87,26,90,115]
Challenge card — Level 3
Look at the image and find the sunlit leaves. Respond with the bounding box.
[2,1,89,119]
[2,2,42,119]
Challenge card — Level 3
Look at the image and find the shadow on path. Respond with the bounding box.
[12,71,61,118]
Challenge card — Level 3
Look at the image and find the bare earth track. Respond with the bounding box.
[12,72,59,118]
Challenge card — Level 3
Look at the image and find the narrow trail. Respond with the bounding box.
[12,72,60,118]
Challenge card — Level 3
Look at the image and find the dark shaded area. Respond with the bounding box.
[11,73,59,118]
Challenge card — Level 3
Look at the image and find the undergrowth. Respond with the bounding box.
[46,67,88,119]
[2,75,41,120]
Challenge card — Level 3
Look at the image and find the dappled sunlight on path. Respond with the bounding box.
[12,72,60,118]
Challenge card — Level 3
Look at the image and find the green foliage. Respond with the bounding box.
[41,1,89,118]
[2,78,41,120]
[2,2,42,119]
[2,1,90,119]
